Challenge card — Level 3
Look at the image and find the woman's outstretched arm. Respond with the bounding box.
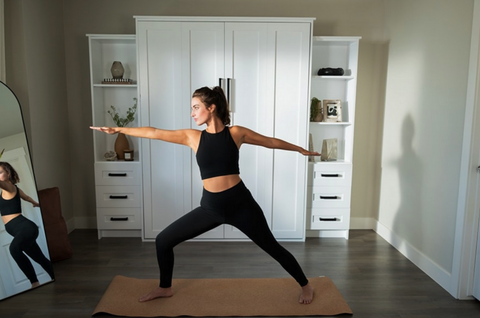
[18,188,40,207]
[232,126,320,157]
[90,126,200,149]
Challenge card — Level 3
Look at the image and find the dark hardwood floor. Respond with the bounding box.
[1,229,479,317]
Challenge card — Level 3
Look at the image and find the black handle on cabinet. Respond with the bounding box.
[320,195,339,200]
[319,217,338,221]
[110,217,129,221]
[108,173,127,177]
[109,195,128,199]
[321,173,340,177]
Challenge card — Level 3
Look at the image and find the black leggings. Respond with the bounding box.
[5,215,54,284]
[155,180,308,288]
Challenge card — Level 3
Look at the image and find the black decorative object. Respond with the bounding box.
[317,67,344,76]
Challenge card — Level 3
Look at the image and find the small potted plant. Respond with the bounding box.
[310,97,323,122]
[108,98,137,160]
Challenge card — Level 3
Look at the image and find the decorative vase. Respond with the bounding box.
[111,61,124,79]
[114,133,130,160]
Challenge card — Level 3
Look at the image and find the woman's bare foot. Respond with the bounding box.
[31,282,40,289]
[138,287,173,302]
[299,283,314,304]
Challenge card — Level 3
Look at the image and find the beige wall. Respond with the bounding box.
[379,0,473,275]
[5,0,73,222]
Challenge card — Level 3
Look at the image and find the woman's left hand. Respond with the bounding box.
[300,149,321,157]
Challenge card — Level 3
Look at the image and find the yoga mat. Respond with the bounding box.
[93,275,352,317]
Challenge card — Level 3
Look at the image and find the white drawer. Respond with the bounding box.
[96,208,142,230]
[308,163,352,187]
[309,208,350,230]
[95,185,141,208]
[308,185,351,208]
[95,162,141,186]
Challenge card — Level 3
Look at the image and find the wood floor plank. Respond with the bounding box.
[0,229,479,317]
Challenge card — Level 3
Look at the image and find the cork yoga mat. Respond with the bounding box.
[93,275,352,317]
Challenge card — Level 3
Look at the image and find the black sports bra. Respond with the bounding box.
[196,127,240,180]
[0,186,22,216]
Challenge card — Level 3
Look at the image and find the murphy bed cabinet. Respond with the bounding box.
[87,34,142,239]
[136,16,313,241]
[307,36,361,239]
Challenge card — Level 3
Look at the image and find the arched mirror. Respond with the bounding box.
[0,81,54,300]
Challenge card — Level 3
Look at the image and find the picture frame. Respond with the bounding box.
[322,99,342,122]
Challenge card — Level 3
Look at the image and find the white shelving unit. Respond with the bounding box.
[87,34,142,239]
[307,36,361,239]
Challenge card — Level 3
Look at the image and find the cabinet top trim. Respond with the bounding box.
[313,36,361,43]
[86,34,135,39]
[134,16,316,23]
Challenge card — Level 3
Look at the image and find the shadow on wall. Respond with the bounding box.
[392,114,424,252]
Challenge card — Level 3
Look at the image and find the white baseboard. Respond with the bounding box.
[374,220,452,294]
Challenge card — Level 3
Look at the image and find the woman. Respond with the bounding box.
[0,161,54,288]
[91,86,319,304]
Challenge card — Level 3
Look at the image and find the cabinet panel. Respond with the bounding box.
[309,162,352,187]
[308,185,351,208]
[97,208,142,230]
[94,162,141,186]
[269,23,311,239]
[309,208,350,230]
[95,185,142,208]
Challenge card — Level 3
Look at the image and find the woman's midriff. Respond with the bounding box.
[202,174,241,193]
[2,213,21,225]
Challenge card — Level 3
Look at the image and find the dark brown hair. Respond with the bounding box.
[192,86,231,126]
[0,162,20,184]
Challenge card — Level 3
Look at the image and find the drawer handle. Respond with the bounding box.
[321,174,340,177]
[320,195,339,200]
[319,217,339,222]
[108,173,127,177]
[110,217,129,221]
[109,195,128,199]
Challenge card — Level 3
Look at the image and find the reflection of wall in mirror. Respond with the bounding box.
[0,148,50,298]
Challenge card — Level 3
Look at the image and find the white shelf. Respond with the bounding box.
[312,75,355,80]
[93,84,138,88]
[310,121,352,126]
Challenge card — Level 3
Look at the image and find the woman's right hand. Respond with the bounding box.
[90,126,118,134]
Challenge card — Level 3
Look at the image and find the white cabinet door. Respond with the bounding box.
[138,21,187,239]
[138,21,225,239]
[182,22,226,239]
[138,18,311,241]
[269,23,310,240]
[223,23,273,238]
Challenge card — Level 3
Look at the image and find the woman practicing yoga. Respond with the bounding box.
[0,161,54,288]
[91,86,319,304]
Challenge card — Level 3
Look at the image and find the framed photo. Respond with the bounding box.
[322,99,342,122]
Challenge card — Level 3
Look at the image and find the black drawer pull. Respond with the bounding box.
[109,195,128,199]
[321,174,340,177]
[108,173,127,177]
[110,217,129,221]
[320,195,339,199]
[320,217,338,222]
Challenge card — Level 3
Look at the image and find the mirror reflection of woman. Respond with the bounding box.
[92,86,319,304]
[0,162,54,288]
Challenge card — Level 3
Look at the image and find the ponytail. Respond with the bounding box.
[192,86,231,126]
